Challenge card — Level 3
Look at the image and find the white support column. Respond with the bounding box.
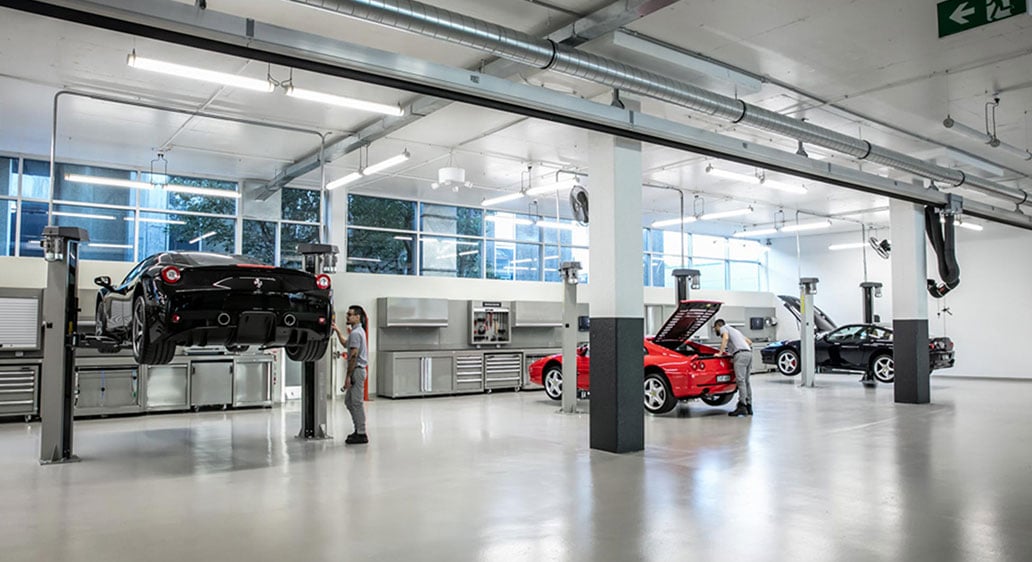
[588,124,644,453]
[889,198,930,403]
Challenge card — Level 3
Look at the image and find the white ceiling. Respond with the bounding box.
[0,0,1030,239]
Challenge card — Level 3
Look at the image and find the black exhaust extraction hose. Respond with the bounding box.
[925,206,960,298]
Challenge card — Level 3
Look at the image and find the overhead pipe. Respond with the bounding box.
[943,116,1032,161]
[292,0,1031,207]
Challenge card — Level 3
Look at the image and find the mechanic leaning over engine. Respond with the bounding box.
[714,319,753,417]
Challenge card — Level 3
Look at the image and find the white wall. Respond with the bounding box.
[768,224,1032,379]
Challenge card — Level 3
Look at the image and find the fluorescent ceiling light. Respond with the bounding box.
[828,242,867,251]
[455,241,479,246]
[167,185,241,199]
[64,174,151,190]
[326,172,363,190]
[363,150,411,175]
[651,216,698,228]
[526,179,579,196]
[544,255,559,260]
[127,53,274,93]
[942,216,984,232]
[706,165,759,184]
[188,231,217,244]
[285,85,404,116]
[458,250,478,256]
[393,235,413,241]
[733,228,779,237]
[781,220,832,232]
[700,207,753,221]
[536,220,579,231]
[53,211,116,221]
[486,214,534,226]
[125,216,186,225]
[760,178,808,194]
[511,258,534,264]
[481,192,526,206]
[88,243,132,249]
[348,257,382,263]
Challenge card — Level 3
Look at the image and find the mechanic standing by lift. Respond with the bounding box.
[714,319,753,417]
[333,305,369,444]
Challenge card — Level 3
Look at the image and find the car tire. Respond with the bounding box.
[131,295,173,365]
[700,393,734,407]
[286,335,329,362]
[643,372,676,415]
[95,300,105,337]
[869,354,894,383]
[776,348,801,376]
[225,344,250,354]
[542,364,563,401]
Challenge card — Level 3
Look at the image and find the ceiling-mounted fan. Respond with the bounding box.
[869,237,891,259]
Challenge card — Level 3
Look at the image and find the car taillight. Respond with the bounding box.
[693,361,705,371]
[161,266,181,284]
[315,274,331,290]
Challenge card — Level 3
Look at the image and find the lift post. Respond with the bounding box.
[799,277,819,388]
[39,226,88,465]
[671,269,701,302]
[559,261,582,414]
[860,282,883,324]
[297,243,338,440]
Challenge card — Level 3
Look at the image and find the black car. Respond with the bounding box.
[95,252,333,365]
[761,324,955,383]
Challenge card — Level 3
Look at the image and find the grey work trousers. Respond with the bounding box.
[733,351,753,405]
[345,368,367,434]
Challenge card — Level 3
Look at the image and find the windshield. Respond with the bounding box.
[171,252,255,267]
[778,295,837,332]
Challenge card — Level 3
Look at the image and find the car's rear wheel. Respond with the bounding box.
[95,300,105,337]
[131,296,174,365]
[700,393,734,406]
[543,365,563,401]
[870,354,894,383]
[286,334,329,362]
[643,372,676,414]
[776,349,801,376]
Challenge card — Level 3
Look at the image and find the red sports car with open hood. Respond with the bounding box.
[527,300,737,414]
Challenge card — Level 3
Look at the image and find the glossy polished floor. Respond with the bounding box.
[2,374,1030,561]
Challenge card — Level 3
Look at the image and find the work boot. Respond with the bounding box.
[746,402,753,415]
[345,433,369,444]
[728,402,749,417]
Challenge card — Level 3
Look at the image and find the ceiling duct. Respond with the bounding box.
[292,0,1031,208]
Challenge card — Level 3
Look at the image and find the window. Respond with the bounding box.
[349,194,415,230]
[421,203,482,236]
[693,258,726,290]
[1,200,14,256]
[1,157,15,197]
[21,160,50,200]
[692,234,726,259]
[18,201,48,257]
[242,220,277,265]
[421,236,481,278]
[280,223,320,270]
[55,164,135,207]
[52,202,134,261]
[347,228,414,275]
[282,187,321,223]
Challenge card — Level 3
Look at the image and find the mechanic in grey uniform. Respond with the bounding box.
[333,305,369,444]
[714,318,753,417]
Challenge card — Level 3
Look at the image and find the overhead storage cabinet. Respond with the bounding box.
[379,297,449,327]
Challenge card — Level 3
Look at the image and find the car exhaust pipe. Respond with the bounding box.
[283,314,297,327]
[217,313,231,326]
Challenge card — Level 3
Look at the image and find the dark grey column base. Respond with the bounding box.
[893,318,930,404]
[589,317,644,453]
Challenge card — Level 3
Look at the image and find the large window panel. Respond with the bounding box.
[421,203,482,236]
[729,239,767,261]
[347,228,414,275]
[55,164,135,207]
[242,220,277,265]
[168,215,235,254]
[349,194,415,230]
[2,157,14,196]
[1,200,14,256]
[649,254,688,288]
[282,187,321,223]
[18,201,47,257]
[544,245,589,283]
[692,234,727,260]
[53,203,133,261]
[140,175,238,216]
[280,223,320,270]
[693,258,726,290]
[647,229,687,257]
[485,212,537,241]
[729,262,761,291]
[512,243,542,281]
[485,240,515,280]
[421,236,481,278]
[21,160,51,200]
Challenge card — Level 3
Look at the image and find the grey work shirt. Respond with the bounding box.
[719,324,751,354]
[346,325,368,368]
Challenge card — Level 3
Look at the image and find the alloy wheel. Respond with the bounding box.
[544,368,563,399]
[132,299,145,357]
[643,378,667,412]
[777,350,799,375]
[872,356,895,383]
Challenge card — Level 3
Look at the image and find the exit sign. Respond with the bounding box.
[938,0,1028,37]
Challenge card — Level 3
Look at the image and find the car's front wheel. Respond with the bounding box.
[869,354,894,383]
[643,372,676,414]
[542,365,563,401]
[700,393,734,407]
[131,296,174,365]
[776,348,801,376]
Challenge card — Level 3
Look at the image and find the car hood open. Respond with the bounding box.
[653,300,723,345]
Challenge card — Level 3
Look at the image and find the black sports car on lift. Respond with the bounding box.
[95,252,333,365]
[761,324,955,383]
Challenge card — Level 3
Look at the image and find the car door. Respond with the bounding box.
[820,326,865,368]
[108,257,155,331]
[836,326,871,368]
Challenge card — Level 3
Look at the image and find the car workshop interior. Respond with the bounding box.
[2,1,1032,560]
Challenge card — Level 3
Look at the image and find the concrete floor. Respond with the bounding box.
[2,374,1031,561]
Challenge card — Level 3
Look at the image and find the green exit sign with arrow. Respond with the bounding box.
[938,0,1028,37]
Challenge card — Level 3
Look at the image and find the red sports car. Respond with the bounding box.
[527,300,737,414]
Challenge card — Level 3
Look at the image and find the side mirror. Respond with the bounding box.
[94,276,112,288]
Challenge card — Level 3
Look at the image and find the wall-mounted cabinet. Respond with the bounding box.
[470,301,511,345]
[379,297,449,327]
[512,301,563,327]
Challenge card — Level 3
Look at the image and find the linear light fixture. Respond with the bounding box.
[53,210,116,221]
[393,235,413,241]
[828,242,867,251]
[127,52,274,93]
[285,85,404,116]
[347,257,382,263]
[125,216,187,225]
[733,228,779,238]
[486,214,534,226]
[363,150,411,175]
[326,172,363,191]
[89,243,133,249]
[536,220,580,231]
[781,220,832,232]
[525,179,580,196]
[942,216,984,232]
[458,250,479,256]
[64,174,152,190]
[699,207,753,221]
[167,185,241,199]
[705,165,759,184]
[760,178,808,194]
[481,192,526,206]
[188,231,217,244]
[651,216,697,228]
